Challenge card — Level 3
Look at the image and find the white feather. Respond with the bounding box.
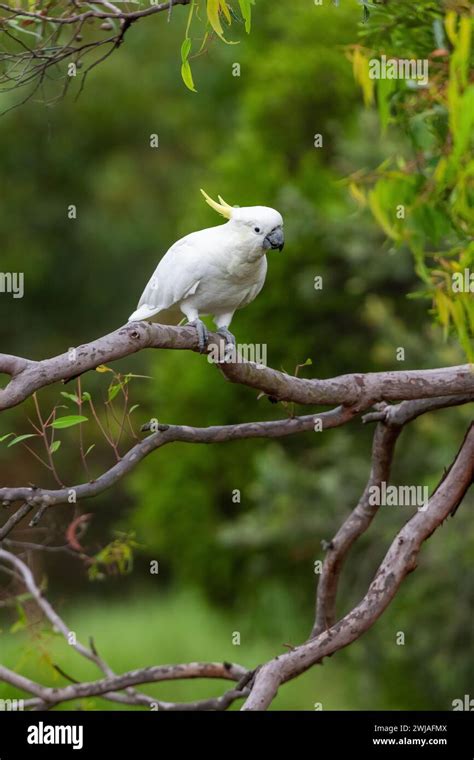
[128,204,283,330]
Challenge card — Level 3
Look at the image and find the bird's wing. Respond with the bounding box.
[129,234,205,321]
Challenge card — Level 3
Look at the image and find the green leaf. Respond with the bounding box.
[107,384,122,402]
[362,1,370,23]
[7,434,37,448]
[51,415,88,429]
[123,373,152,380]
[0,433,13,442]
[181,60,197,92]
[220,0,231,24]
[198,31,209,54]
[376,77,396,132]
[207,0,223,36]
[10,602,27,634]
[50,440,61,454]
[181,37,191,64]
[238,0,253,33]
[85,444,95,457]
[433,18,446,50]
[453,86,474,158]
[129,404,140,414]
[351,46,374,107]
[60,391,80,404]
[206,0,238,43]
[6,19,43,40]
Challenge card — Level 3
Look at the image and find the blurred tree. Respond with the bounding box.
[0,1,255,108]
[350,2,473,358]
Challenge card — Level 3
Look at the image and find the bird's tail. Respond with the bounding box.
[128,304,182,324]
[128,305,159,322]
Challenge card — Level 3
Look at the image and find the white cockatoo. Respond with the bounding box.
[128,190,284,351]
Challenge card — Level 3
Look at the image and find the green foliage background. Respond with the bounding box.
[0,0,472,709]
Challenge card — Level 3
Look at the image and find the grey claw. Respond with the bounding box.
[191,318,209,353]
[216,327,236,346]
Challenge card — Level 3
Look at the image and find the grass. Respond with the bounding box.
[0,588,355,710]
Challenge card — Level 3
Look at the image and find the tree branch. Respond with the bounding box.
[0,322,473,412]
[0,502,33,541]
[0,406,356,525]
[0,548,249,710]
[0,1,193,109]
[313,393,473,637]
[313,420,400,636]
[242,423,474,710]
[1,325,473,711]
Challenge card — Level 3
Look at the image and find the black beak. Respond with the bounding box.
[264,227,285,251]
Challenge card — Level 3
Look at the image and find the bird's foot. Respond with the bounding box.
[216,327,236,346]
[215,327,237,364]
[191,318,209,354]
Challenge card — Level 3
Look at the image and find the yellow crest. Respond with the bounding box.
[200,188,233,219]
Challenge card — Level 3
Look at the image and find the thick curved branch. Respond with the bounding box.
[242,423,474,710]
[313,394,474,636]
[361,394,474,426]
[1,326,473,711]
[0,661,249,711]
[0,406,355,522]
[313,420,400,636]
[220,359,474,408]
[0,322,473,412]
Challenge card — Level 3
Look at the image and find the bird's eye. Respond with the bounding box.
[254,226,261,233]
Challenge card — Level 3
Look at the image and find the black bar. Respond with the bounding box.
[0,710,473,757]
